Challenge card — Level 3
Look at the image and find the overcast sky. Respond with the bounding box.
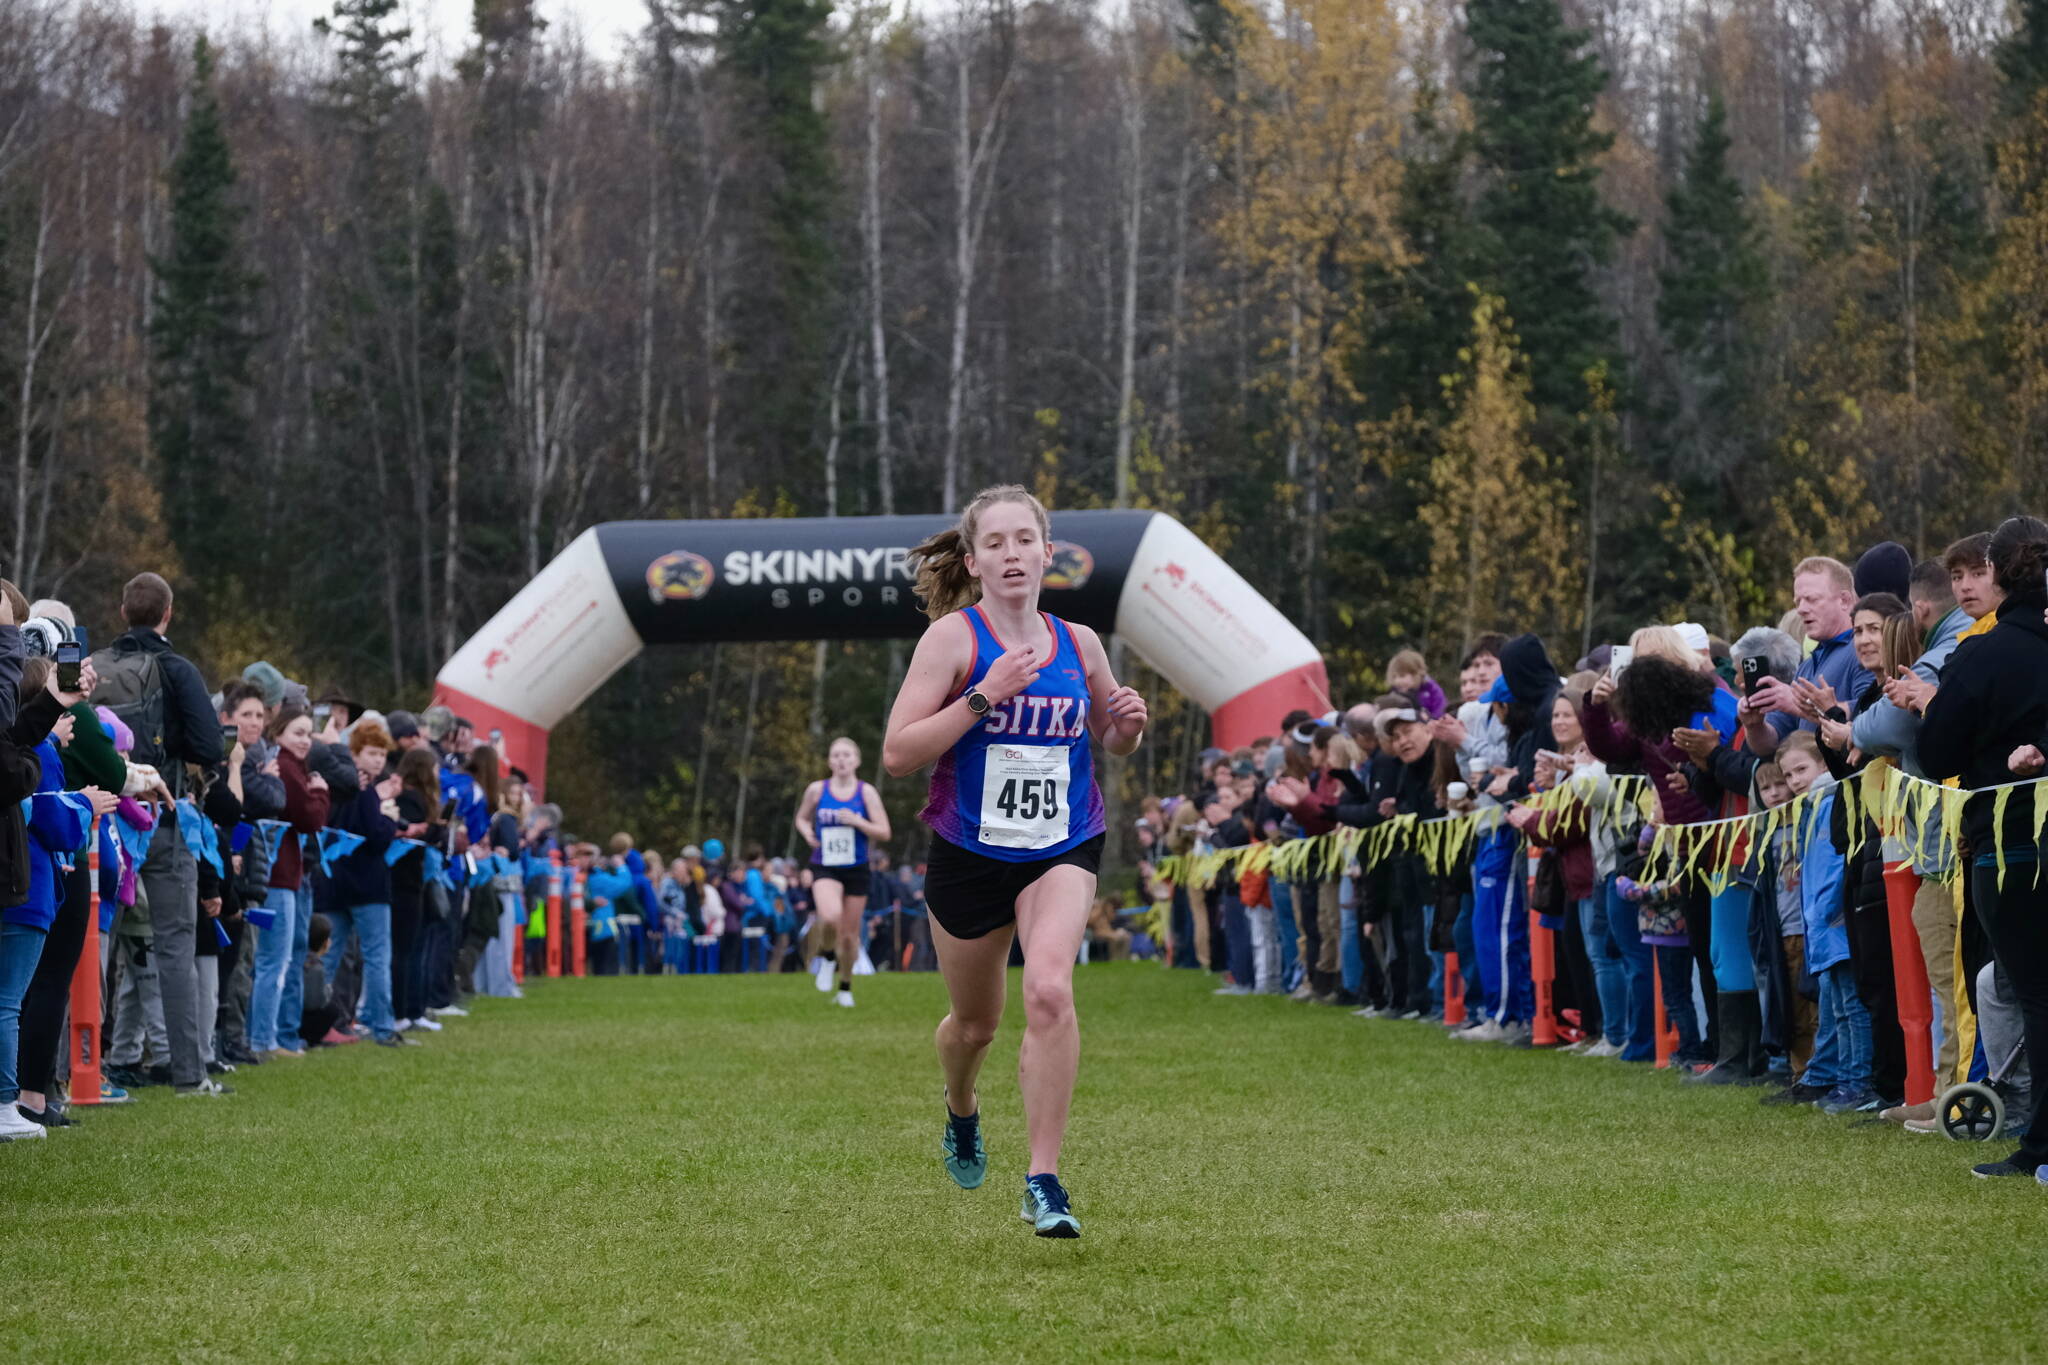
[150,0,652,65]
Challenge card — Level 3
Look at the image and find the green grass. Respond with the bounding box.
[3,965,2045,1362]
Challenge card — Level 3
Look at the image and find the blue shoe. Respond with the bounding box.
[1818,1085,1876,1116]
[941,1094,987,1190]
[1020,1173,1080,1238]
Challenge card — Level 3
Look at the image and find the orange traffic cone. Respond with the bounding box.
[68,820,104,1105]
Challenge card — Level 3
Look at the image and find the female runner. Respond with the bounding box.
[794,737,891,1007]
[882,484,1147,1239]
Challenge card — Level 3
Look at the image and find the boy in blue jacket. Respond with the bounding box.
[1766,733,1873,1115]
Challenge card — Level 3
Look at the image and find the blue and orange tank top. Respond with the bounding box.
[921,606,1106,861]
[811,779,871,871]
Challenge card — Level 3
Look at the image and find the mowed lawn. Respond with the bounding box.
[3,964,2044,1363]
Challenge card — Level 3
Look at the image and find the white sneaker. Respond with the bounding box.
[429,1005,468,1019]
[394,1018,415,1033]
[815,959,837,993]
[1456,1020,1507,1042]
[412,1016,444,1033]
[835,990,855,1008]
[0,1105,46,1141]
[852,950,876,977]
[1580,1039,1623,1058]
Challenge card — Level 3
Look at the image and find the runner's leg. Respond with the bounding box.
[1014,864,1094,1176]
[930,914,1015,1118]
[839,896,868,993]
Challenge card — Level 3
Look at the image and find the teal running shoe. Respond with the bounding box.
[1019,1173,1080,1238]
[941,1095,987,1190]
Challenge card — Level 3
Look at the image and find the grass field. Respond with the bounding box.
[3,964,2045,1362]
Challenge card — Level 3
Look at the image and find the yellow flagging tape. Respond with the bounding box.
[1148,766,2046,892]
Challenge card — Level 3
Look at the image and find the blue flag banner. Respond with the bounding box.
[176,800,224,878]
[256,820,290,866]
[386,837,425,867]
[115,813,154,877]
[318,828,366,872]
[231,822,255,853]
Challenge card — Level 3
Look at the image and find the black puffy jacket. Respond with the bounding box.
[1,691,64,906]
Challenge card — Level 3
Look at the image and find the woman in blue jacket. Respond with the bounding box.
[2,658,115,1137]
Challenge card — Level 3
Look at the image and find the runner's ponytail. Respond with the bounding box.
[909,484,1052,622]
[910,527,976,621]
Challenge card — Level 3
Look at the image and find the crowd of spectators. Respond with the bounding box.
[0,570,933,1143]
[16,522,2048,1190]
[1129,521,2048,1185]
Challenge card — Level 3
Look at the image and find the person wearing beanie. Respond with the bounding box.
[241,661,287,713]
[1854,541,1914,603]
[385,710,425,751]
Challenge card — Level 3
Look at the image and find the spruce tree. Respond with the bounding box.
[1357,80,1488,424]
[718,0,837,494]
[1998,0,2048,116]
[1656,91,1768,492]
[1463,0,1632,417]
[148,34,258,588]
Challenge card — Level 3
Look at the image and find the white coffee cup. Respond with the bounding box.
[1447,782,1470,801]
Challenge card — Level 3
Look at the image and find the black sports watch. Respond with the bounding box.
[965,689,992,716]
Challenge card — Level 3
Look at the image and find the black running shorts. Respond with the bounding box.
[923,833,1106,941]
[812,864,872,899]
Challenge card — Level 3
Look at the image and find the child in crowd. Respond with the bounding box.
[718,863,751,973]
[1385,649,1448,721]
[1754,761,1816,1078]
[299,915,340,1048]
[584,844,627,977]
[102,718,167,1090]
[1765,733,1873,1114]
[1614,824,1709,1068]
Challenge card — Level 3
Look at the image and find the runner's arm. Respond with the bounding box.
[1074,623,1146,756]
[794,780,821,849]
[848,781,893,842]
[882,616,981,778]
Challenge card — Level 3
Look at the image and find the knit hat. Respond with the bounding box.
[386,710,421,741]
[1854,541,1913,601]
[241,660,286,709]
[1673,622,1711,654]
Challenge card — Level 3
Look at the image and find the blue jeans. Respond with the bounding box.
[325,902,396,1038]
[1603,876,1658,1061]
[1655,944,1704,1060]
[1804,959,1871,1091]
[1271,880,1301,988]
[1170,887,1197,969]
[1339,890,1365,997]
[1709,884,1756,991]
[0,920,49,1103]
[1223,893,1253,985]
[250,884,309,1053]
[1578,894,1629,1047]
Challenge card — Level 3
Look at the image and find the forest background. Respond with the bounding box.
[4,0,2047,876]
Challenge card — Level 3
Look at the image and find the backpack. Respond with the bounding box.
[91,643,172,784]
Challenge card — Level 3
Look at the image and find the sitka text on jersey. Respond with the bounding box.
[921,606,1107,861]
